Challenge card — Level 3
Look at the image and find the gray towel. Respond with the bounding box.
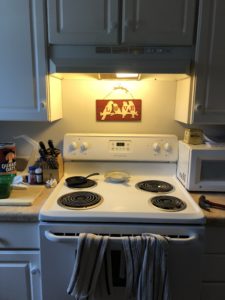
[122,234,170,300]
[67,233,109,299]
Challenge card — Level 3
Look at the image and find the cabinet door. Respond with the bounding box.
[200,227,225,300]
[201,283,225,300]
[47,0,119,44]
[192,0,225,124]
[0,0,53,121]
[122,0,197,45]
[0,251,42,300]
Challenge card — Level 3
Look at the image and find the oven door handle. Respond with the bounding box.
[44,231,198,244]
[44,231,77,243]
[166,233,197,244]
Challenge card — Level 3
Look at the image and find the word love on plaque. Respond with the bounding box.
[96,99,142,121]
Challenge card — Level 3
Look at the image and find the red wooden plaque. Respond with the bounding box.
[96,99,142,121]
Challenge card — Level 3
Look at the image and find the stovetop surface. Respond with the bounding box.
[40,134,205,224]
[40,162,205,224]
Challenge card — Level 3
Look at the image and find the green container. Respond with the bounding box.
[0,174,15,199]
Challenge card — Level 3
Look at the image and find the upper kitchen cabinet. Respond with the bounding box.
[122,0,197,45]
[175,0,225,124]
[0,0,62,122]
[47,0,118,44]
[47,0,197,46]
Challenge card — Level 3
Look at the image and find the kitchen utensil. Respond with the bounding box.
[46,156,59,169]
[39,141,49,155]
[66,172,100,187]
[39,148,47,161]
[199,195,225,211]
[48,140,60,157]
[39,140,60,169]
[104,171,130,183]
[0,174,15,199]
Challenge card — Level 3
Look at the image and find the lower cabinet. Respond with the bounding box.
[201,283,225,300]
[201,227,225,300]
[0,251,41,300]
[0,222,41,300]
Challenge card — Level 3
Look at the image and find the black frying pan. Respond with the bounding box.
[66,172,100,187]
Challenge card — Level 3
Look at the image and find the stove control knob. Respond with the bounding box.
[153,142,160,153]
[80,142,89,152]
[70,142,78,151]
[164,143,171,152]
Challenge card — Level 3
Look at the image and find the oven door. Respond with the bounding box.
[40,223,204,300]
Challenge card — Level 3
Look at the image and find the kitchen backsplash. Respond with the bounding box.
[0,77,203,156]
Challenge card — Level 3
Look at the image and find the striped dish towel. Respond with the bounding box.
[122,233,170,300]
[67,233,109,299]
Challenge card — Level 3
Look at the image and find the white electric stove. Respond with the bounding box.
[39,134,205,300]
[40,133,204,224]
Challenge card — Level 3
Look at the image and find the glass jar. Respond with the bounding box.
[28,165,36,184]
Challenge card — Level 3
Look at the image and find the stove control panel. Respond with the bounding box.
[64,134,178,162]
[109,140,132,153]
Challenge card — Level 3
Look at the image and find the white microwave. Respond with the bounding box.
[177,141,225,192]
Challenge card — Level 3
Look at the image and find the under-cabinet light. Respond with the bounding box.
[98,73,141,80]
[116,73,140,79]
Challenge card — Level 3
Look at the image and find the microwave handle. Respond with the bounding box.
[44,231,197,245]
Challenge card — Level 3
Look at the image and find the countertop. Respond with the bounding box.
[191,192,225,226]
[0,186,225,225]
[0,187,53,222]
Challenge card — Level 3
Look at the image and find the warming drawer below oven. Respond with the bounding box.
[40,223,204,300]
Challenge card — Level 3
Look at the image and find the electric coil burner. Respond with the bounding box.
[57,191,102,210]
[136,180,174,193]
[151,196,187,211]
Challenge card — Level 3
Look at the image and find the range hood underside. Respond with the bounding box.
[49,45,194,74]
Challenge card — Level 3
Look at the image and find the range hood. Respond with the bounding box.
[49,45,194,74]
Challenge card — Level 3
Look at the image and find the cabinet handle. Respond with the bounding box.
[109,21,118,33]
[31,267,40,275]
[195,104,203,112]
[41,101,46,109]
[125,19,140,31]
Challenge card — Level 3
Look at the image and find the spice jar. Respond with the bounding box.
[35,167,43,184]
[28,165,36,184]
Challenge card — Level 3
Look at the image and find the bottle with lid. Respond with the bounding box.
[28,166,36,184]
[35,167,43,184]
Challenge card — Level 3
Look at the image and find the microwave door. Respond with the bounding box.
[190,151,225,192]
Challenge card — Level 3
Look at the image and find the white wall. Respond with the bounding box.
[0,77,184,155]
[62,78,183,134]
